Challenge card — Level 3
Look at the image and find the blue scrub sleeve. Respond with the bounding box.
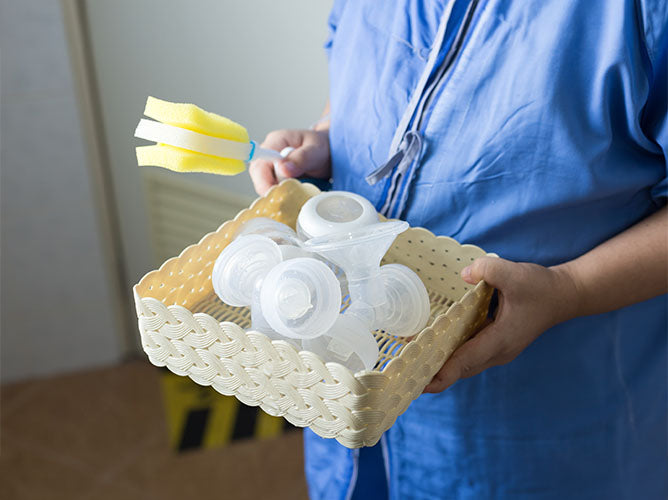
[638,0,668,203]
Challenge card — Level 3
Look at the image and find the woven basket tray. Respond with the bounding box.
[134,179,494,448]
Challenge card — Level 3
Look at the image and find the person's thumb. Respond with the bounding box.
[275,157,304,178]
[275,143,327,179]
[461,256,514,288]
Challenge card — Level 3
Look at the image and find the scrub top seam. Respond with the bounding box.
[387,0,480,218]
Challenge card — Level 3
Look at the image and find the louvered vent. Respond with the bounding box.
[144,170,253,265]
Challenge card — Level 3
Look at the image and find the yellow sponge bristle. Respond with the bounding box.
[144,96,249,143]
[136,144,246,175]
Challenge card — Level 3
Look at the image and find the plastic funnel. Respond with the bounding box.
[260,258,342,339]
[302,314,379,372]
[304,221,409,307]
[297,191,378,240]
[212,234,282,307]
[376,264,431,337]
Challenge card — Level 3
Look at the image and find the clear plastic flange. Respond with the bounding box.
[260,257,342,339]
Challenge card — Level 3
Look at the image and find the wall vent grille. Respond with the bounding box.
[144,170,253,265]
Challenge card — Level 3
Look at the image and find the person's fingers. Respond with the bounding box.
[275,147,322,177]
[260,130,306,180]
[248,159,277,196]
[252,129,331,188]
[461,256,516,288]
[250,130,307,193]
[423,323,508,393]
[260,129,303,152]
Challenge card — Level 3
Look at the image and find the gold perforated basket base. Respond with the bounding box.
[134,180,494,448]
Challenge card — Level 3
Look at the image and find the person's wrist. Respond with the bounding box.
[312,123,330,134]
[311,112,330,132]
[548,263,585,323]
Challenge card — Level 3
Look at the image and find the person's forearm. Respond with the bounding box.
[552,206,667,320]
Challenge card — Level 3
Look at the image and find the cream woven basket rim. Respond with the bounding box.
[134,179,494,448]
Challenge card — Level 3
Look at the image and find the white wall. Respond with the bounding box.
[0,0,332,382]
[84,0,333,287]
[1,0,123,382]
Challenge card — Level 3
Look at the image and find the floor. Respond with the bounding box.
[0,360,308,500]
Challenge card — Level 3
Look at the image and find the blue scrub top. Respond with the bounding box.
[304,1,668,499]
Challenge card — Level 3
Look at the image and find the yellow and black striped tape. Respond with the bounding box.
[160,370,295,451]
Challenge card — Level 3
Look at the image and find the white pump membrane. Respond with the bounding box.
[297,191,379,240]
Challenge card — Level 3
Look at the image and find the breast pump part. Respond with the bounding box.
[250,287,302,348]
[212,234,282,307]
[376,264,431,337]
[278,245,314,261]
[235,217,349,296]
[296,191,379,240]
[304,221,409,308]
[302,313,380,372]
[250,287,275,335]
[235,217,319,261]
[260,258,342,339]
[235,217,302,246]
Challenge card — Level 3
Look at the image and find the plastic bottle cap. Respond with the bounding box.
[260,258,342,339]
[212,234,282,307]
[297,191,378,240]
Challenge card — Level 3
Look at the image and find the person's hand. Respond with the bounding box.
[423,256,580,393]
[249,129,331,196]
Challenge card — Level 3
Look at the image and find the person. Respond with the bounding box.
[250,1,667,498]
